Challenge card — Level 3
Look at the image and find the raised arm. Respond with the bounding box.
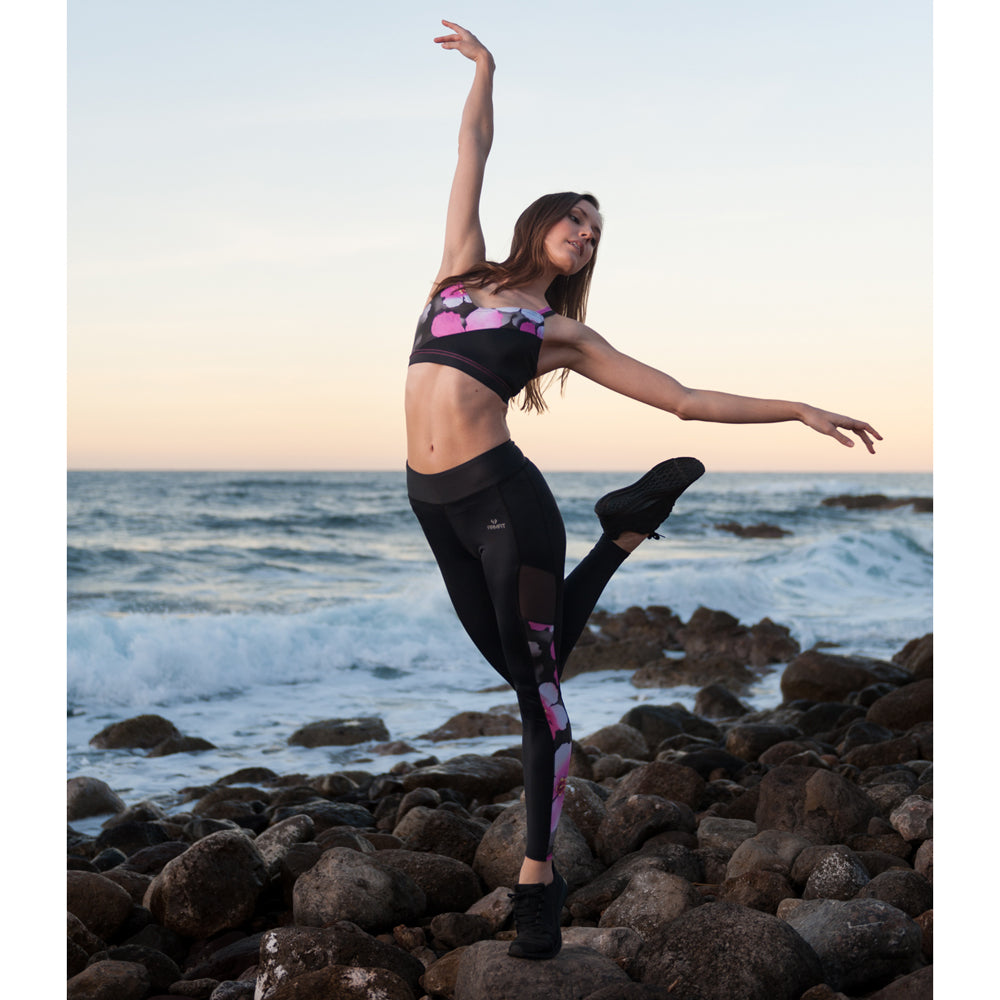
[432,21,496,284]
[540,318,882,453]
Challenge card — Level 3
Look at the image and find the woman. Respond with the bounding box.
[405,21,880,960]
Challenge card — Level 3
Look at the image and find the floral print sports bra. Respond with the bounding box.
[408,283,552,404]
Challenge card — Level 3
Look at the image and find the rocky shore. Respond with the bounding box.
[67,606,933,1000]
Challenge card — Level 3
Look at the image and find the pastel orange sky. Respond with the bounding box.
[67,0,932,471]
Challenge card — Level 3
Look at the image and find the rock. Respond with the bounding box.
[474,802,602,892]
[780,650,913,704]
[292,847,426,933]
[400,754,524,801]
[262,965,415,1000]
[454,941,631,1000]
[253,814,315,877]
[391,806,485,866]
[715,521,792,538]
[95,820,172,857]
[67,960,151,1000]
[148,735,217,757]
[120,841,188,875]
[914,909,933,960]
[255,923,424,998]
[68,911,105,959]
[856,869,933,917]
[87,944,181,992]
[697,817,758,855]
[465,886,515,933]
[619,703,721,747]
[596,795,696,865]
[679,608,800,667]
[866,965,934,999]
[914,839,932,882]
[890,796,933,841]
[375,849,483,915]
[694,683,749,718]
[755,765,875,842]
[598,869,700,938]
[725,830,814,881]
[561,777,608,853]
[67,870,134,939]
[866,680,933,731]
[725,724,804,761]
[820,494,931,511]
[632,654,759,691]
[585,987,685,1000]
[581,722,650,759]
[781,898,923,993]
[209,983,255,1000]
[180,933,264,982]
[605,759,707,811]
[641,901,823,999]
[717,869,797,913]
[419,710,522,741]
[287,716,389,747]
[893,634,933,681]
[68,777,127,820]
[797,846,871,899]
[144,830,267,938]
[90,714,180,749]
[429,912,493,949]
[673,746,748,780]
[419,947,467,998]
[843,733,924,769]
[560,926,644,979]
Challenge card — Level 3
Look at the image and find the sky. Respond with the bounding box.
[61,0,934,472]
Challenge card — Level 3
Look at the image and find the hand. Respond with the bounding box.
[433,19,492,65]
[801,405,882,454]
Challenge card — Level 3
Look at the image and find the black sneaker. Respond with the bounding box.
[507,867,568,960]
[594,457,705,539]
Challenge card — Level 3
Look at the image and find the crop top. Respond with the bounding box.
[408,283,552,404]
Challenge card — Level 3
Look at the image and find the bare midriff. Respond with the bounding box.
[405,363,511,474]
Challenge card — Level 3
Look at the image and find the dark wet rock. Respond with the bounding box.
[208,983,255,1000]
[95,820,172,857]
[679,608,800,667]
[799,701,865,737]
[561,777,608,853]
[725,829,814,881]
[87,944,181,992]
[429,912,493,949]
[725,723,804,761]
[867,965,934,999]
[287,716,389,747]
[598,868,701,937]
[118,840,187,875]
[395,786,441,824]
[68,776,127,821]
[375,849,483,915]
[399,753,523,801]
[148,734,217,757]
[716,869,797,913]
[419,709,522,741]
[866,679,933,731]
[795,845,871,899]
[890,796,933,841]
[255,923,424,998]
[565,637,668,679]
[893,633,933,681]
[596,795,696,865]
[181,932,264,982]
[262,964,415,1000]
[192,785,270,813]
[781,898,923,993]
[268,800,374,832]
[99,868,152,905]
[253,814,314,877]
[454,941,631,1000]
[473,801,602,892]
[67,870,134,939]
[694,683,750,718]
[673,746,748,780]
[91,847,128,871]
[90,714,180,750]
[144,830,267,938]
[821,494,932,511]
[605,759,707,811]
[843,733,924,769]
[585,986,681,1000]
[641,901,823,999]
[758,743,829,769]
[619,703,722,751]
[715,521,792,538]
[781,650,912,704]
[632,654,760,691]
[581,722,651,759]
[67,960,151,1000]
[755,765,875,842]
[184,817,241,841]
[591,753,643,780]
[217,766,279,785]
[914,838,932,882]
[292,847,426,932]
[391,806,486,866]
[696,817,758,855]
[856,869,933,917]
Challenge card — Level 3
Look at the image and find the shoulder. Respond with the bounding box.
[542,312,598,346]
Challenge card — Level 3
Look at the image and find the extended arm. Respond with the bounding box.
[541,318,882,452]
[433,21,496,283]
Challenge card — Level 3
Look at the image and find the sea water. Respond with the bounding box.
[67,469,932,831]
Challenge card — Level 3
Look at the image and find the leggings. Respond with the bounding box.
[407,440,628,861]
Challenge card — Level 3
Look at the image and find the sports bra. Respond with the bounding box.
[408,282,552,404]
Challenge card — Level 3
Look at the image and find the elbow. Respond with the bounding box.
[671,388,697,421]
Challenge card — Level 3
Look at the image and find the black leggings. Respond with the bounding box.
[407,441,628,861]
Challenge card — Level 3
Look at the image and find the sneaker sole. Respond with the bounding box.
[594,457,705,537]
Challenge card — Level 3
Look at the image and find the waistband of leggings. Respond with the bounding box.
[406,440,527,504]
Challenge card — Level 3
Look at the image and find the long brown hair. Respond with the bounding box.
[434,192,601,413]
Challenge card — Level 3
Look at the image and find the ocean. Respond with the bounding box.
[67,468,932,832]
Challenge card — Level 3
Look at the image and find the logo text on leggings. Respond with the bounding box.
[487,518,506,530]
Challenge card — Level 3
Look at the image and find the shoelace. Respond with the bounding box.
[509,883,546,929]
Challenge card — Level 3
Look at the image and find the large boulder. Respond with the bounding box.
[292,847,426,932]
[391,806,486,866]
[375,849,483,915]
[89,714,180,749]
[781,651,912,704]
[67,777,126,820]
[287,716,389,747]
[597,868,701,939]
[261,964,415,1000]
[418,710,522,741]
[641,901,823,999]
[866,679,933,731]
[781,898,923,993]
[144,830,267,938]
[399,754,524,801]
[67,871,134,939]
[66,960,150,1000]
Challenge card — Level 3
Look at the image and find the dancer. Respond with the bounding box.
[405,21,880,960]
